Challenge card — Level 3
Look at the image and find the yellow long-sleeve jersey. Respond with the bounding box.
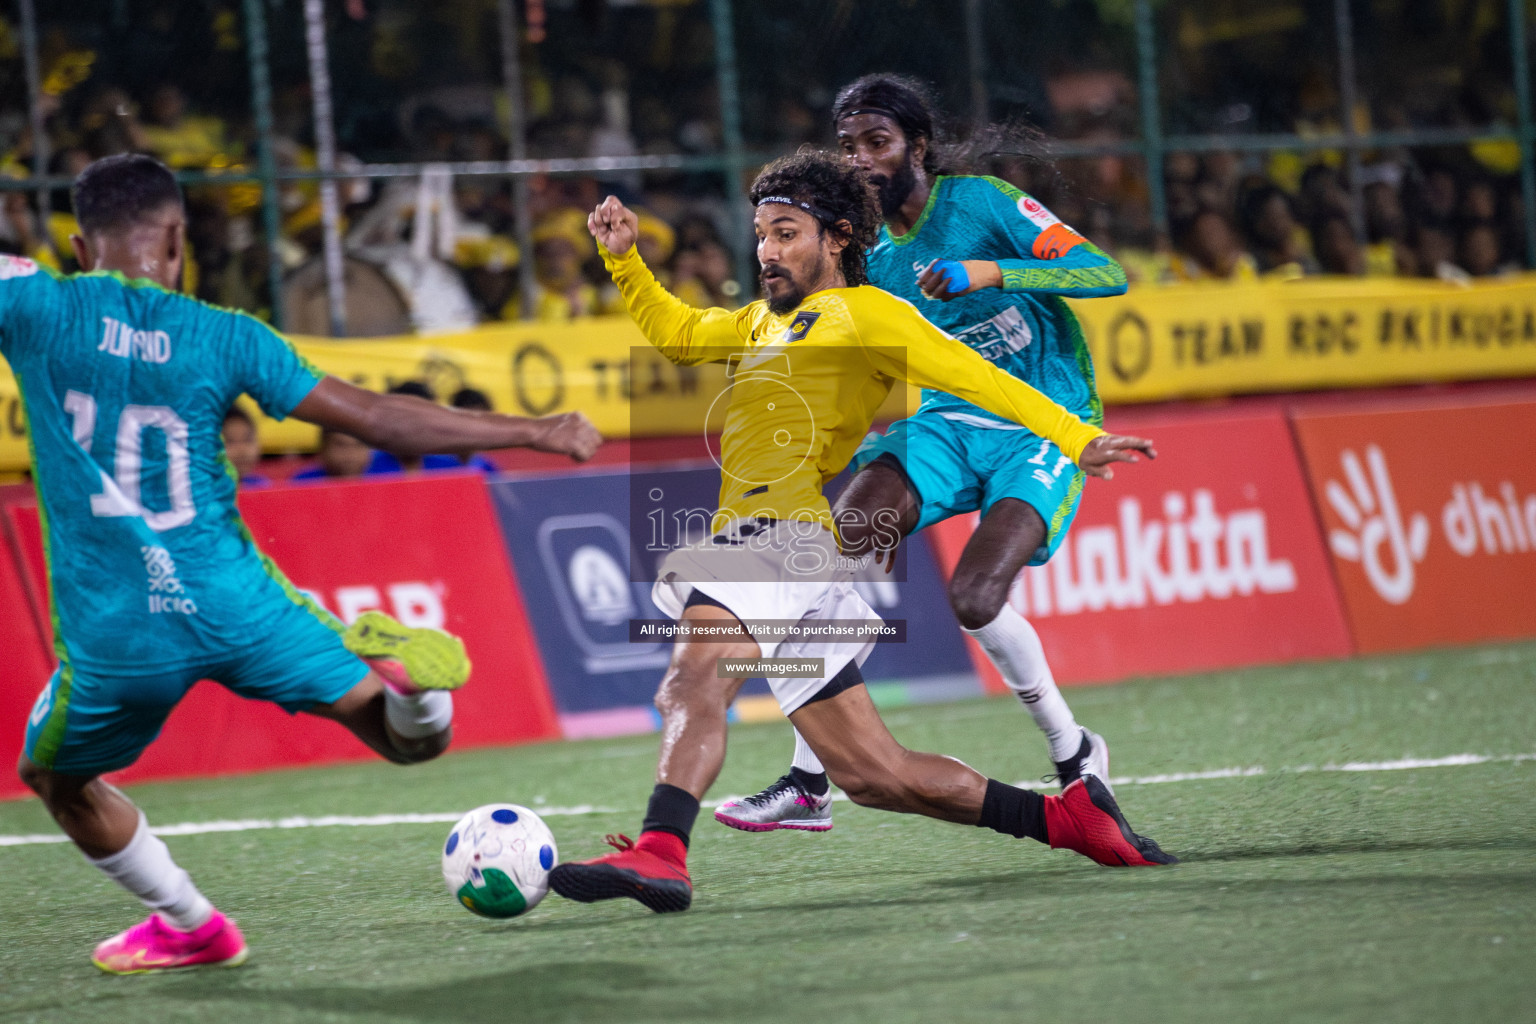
[603,245,1106,530]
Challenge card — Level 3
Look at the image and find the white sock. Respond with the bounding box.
[791,728,825,775]
[963,605,1081,762]
[383,686,454,739]
[87,812,213,932]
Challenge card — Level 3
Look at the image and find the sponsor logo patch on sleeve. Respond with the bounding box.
[1016,194,1060,230]
[0,255,40,280]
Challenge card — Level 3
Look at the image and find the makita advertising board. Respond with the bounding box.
[930,407,1353,684]
[489,466,979,737]
[1291,392,1536,652]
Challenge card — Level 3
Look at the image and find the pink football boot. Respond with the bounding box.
[92,911,248,974]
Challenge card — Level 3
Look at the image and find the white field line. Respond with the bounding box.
[0,805,610,848]
[1,752,1532,849]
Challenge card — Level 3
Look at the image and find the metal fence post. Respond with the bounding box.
[303,0,347,337]
[497,0,538,320]
[17,0,50,247]
[1134,0,1167,243]
[243,0,287,329]
[1335,0,1367,245]
[1511,0,1536,269]
[964,0,989,127]
[709,0,753,298]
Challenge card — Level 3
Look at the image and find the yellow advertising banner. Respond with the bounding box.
[1068,273,1536,403]
[2,274,1533,472]
[0,317,915,471]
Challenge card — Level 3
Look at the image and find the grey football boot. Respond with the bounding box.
[714,774,833,832]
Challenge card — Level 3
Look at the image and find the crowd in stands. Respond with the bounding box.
[0,59,748,333]
[1,0,1529,337]
[1009,145,1530,286]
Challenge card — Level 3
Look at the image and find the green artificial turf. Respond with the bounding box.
[1,642,1533,1023]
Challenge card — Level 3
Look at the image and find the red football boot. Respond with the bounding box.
[548,832,693,912]
[1044,777,1178,867]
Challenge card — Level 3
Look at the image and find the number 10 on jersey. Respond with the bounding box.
[64,390,195,532]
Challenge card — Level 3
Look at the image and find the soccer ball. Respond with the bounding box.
[441,804,557,918]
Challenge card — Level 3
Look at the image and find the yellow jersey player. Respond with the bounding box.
[548,152,1174,916]
[726,73,1131,834]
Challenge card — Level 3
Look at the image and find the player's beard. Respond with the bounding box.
[762,251,828,314]
[871,159,918,218]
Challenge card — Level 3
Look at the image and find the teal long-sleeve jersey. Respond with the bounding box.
[865,175,1126,425]
[0,255,324,673]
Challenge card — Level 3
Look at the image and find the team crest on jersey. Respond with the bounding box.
[782,310,821,343]
[0,255,39,280]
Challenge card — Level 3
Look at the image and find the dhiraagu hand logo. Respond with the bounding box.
[1324,446,1429,605]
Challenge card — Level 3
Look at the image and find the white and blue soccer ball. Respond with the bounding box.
[441,804,557,918]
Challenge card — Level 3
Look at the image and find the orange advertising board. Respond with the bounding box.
[1291,392,1536,652]
[929,407,1353,685]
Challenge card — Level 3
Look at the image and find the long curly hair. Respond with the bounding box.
[747,150,882,286]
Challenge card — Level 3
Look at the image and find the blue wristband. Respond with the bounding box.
[928,259,970,296]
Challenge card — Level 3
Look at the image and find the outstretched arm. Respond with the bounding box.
[860,295,1152,477]
[916,178,1127,301]
[590,196,753,365]
[228,302,600,463]
[291,377,601,461]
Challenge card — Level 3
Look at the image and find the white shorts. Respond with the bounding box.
[651,518,882,715]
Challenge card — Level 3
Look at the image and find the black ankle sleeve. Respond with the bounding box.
[978,779,1047,843]
[790,766,830,796]
[642,783,701,847]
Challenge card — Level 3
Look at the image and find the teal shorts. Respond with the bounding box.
[22,601,369,776]
[853,409,1087,566]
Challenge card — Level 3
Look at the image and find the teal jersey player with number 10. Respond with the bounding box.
[5,154,601,975]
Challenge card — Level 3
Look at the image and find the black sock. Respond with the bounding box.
[978,779,1047,843]
[641,783,700,847]
[790,766,829,796]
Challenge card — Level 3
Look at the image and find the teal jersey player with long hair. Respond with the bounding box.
[858,172,1118,540]
[6,154,601,975]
